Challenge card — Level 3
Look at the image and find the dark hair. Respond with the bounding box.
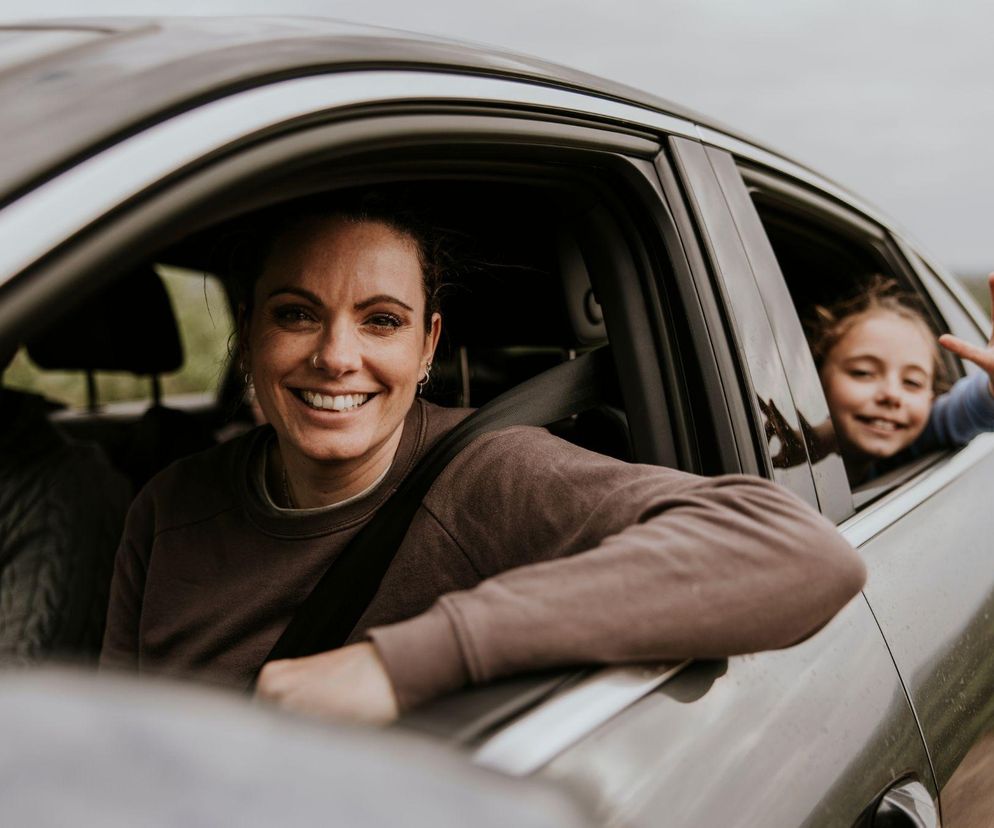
[232,190,447,332]
[806,275,948,392]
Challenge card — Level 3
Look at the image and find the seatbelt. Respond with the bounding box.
[261,346,614,667]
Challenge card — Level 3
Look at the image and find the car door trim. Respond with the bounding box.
[473,661,690,776]
[0,70,697,286]
[840,433,994,547]
[696,126,895,233]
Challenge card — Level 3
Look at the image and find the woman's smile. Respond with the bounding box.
[294,389,375,413]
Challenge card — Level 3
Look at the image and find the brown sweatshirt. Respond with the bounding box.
[101,399,866,711]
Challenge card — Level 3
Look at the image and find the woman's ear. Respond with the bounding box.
[423,312,442,364]
[236,303,251,369]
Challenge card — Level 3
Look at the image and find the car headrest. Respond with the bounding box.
[557,229,606,346]
[439,229,606,350]
[28,267,183,375]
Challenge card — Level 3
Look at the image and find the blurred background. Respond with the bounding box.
[3,0,991,401]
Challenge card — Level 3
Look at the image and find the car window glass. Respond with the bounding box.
[4,266,231,410]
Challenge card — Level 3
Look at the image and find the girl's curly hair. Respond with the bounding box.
[805,275,949,392]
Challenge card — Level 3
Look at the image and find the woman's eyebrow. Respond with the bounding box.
[355,294,414,312]
[267,286,322,304]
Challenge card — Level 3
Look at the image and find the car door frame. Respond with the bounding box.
[706,137,994,825]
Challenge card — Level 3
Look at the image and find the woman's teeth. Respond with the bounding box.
[300,391,370,412]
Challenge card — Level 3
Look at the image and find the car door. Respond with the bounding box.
[708,135,994,826]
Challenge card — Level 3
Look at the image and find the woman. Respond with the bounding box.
[810,275,994,483]
[101,194,866,723]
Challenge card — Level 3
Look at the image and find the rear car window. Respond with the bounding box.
[4,266,232,410]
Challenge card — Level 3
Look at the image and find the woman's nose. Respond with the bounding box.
[312,325,361,375]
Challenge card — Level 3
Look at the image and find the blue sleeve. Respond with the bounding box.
[913,372,994,451]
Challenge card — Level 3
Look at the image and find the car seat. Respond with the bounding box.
[27,266,217,490]
[426,228,630,461]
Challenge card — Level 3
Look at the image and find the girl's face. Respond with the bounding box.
[820,311,935,467]
[245,216,440,472]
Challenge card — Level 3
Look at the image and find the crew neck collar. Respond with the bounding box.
[236,399,429,539]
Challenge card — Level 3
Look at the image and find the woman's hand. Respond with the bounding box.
[938,272,994,397]
[256,642,400,725]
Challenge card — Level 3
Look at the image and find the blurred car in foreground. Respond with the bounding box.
[1,16,993,827]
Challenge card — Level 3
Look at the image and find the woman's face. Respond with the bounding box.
[245,216,440,471]
[820,310,935,466]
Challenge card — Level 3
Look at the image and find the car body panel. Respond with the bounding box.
[703,146,853,523]
[0,68,691,288]
[857,441,994,823]
[668,136,820,508]
[537,596,933,827]
[0,17,717,204]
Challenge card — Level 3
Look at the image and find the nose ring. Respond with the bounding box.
[311,353,320,369]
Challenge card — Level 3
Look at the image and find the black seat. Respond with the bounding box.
[27,267,216,490]
[426,230,630,461]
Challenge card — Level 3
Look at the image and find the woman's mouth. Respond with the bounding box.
[295,390,373,412]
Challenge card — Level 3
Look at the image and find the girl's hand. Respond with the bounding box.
[938,272,994,398]
[256,642,399,725]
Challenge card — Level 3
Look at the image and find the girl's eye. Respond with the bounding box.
[366,313,403,330]
[848,368,873,379]
[904,378,925,390]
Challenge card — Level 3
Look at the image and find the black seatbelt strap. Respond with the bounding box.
[261,347,614,668]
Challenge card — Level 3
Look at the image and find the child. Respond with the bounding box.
[809,274,994,484]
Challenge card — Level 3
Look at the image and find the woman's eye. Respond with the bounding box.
[272,305,317,326]
[366,313,403,330]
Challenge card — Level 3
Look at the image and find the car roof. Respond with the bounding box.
[0,16,789,204]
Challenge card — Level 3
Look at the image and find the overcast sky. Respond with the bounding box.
[3,0,992,276]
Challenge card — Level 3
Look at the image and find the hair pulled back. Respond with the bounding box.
[233,189,448,332]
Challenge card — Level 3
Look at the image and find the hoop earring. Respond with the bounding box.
[417,362,432,393]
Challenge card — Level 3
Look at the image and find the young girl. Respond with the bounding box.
[810,274,994,484]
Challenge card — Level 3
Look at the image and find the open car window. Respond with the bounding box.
[740,165,964,507]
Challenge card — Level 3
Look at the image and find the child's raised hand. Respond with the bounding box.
[938,272,994,397]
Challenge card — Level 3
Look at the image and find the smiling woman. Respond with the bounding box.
[244,210,441,508]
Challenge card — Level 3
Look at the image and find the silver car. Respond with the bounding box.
[1,16,991,827]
